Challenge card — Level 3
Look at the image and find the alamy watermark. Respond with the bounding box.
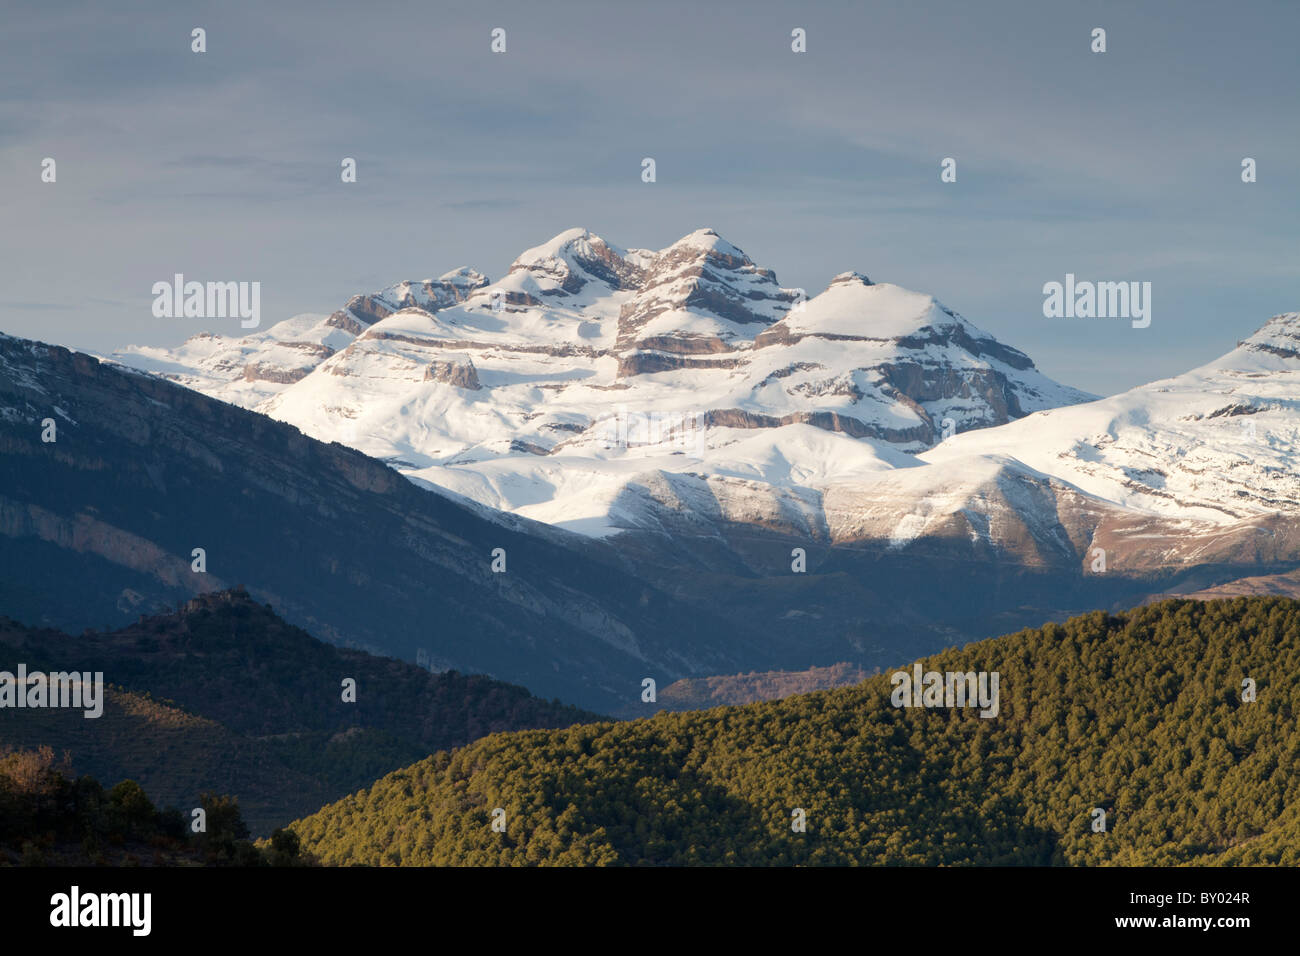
[1042,274,1150,329]
[890,663,999,718]
[50,886,150,936]
[152,274,260,328]
[0,665,103,718]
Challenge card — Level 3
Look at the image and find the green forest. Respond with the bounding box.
[288,597,1300,866]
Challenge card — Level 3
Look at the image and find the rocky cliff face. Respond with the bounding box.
[614,228,799,355]
[424,354,481,390]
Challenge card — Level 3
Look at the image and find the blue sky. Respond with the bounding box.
[1,0,1296,395]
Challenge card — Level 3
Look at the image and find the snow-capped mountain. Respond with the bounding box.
[113,227,1094,537]
[876,311,1300,571]
[72,229,1300,686]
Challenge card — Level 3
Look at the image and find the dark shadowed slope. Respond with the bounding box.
[0,589,598,833]
[0,333,781,712]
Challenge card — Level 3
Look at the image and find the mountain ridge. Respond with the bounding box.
[113,226,1096,540]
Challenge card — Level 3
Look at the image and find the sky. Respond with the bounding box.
[1,0,1296,396]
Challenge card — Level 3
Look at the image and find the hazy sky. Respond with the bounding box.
[1,0,1296,396]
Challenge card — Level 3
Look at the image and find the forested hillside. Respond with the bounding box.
[0,589,597,833]
[289,597,1300,865]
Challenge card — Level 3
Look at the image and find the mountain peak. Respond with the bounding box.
[1237,312,1300,361]
[661,228,749,261]
[438,266,489,287]
[829,270,874,287]
[506,228,641,295]
[513,227,600,266]
[768,280,949,342]
[614,230,794,357]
